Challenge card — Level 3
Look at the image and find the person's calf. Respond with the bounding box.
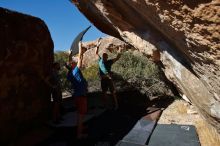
[101,92,108,107]
[77,113,88,139]
[112,92,119,110]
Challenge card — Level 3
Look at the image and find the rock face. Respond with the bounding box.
[82,36,131,66]
[0,8,53,143]
[72,0,220,132]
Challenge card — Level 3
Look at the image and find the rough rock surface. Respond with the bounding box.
[72,0,220,132]
[0,8,53,144]
[82,36,131,66]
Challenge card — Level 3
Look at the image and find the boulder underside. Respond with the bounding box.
[72,0,220,132]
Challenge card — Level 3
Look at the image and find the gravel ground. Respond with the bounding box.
[158,100,201,125]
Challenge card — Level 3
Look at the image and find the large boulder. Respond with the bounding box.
[82,36,130,66]
[0,8,53,143]
[71,0,220,132]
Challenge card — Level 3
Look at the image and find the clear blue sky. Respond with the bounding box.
[0,0,106,51]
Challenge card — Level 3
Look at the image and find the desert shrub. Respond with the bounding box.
[54,51,69,65]
[112,52,172,97]
[54,51,72,92]
[112,52,160,79]
[82,65,99,82]
[81,65,101,92]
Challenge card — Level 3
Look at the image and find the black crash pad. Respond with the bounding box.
[116,140,146,146]
[148,124,200,146]
[122,118,156,145]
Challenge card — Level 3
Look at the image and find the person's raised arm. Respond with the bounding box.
[65,50,73,71]
[112,47,122,63]
[95,38,102,59]
[68,51,73,63]
[77,41,84,69]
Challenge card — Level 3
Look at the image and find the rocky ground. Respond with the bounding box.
[158,100,220,146]
[159,100,200,125]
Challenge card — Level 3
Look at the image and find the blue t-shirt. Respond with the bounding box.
[67,66,88,97]
[98,57,114,76]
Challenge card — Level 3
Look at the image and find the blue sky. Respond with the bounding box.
[0,0,106,51]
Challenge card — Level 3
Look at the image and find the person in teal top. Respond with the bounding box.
[95,38,122,110]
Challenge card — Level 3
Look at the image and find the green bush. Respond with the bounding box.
[54,51,71,91]
[112,52,171,97]
[82,65,99,82]
[112,52,160,79]
[54,51,69,65]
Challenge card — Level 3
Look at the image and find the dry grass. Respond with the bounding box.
[195,120,220,146]
[176,100,188,114]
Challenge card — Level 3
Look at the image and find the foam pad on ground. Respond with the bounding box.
[148,124,200,146]
[116,140,147,146]
[122,118,156,145]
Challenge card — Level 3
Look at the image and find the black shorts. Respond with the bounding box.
[101,78,115,93]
